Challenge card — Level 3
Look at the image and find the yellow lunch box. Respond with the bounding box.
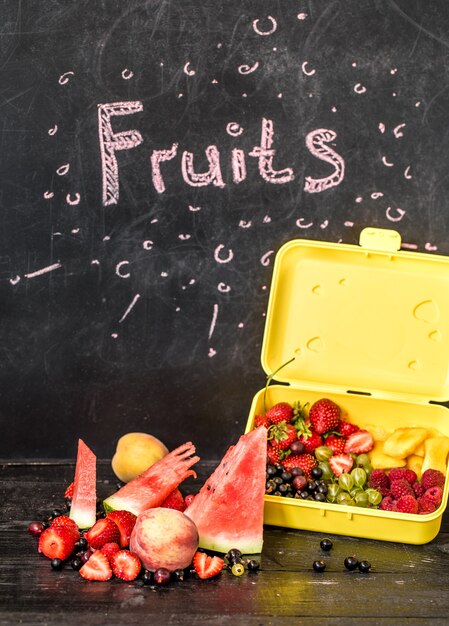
[245,227,449,544]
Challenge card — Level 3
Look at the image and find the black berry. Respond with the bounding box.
[71,557,83,571]
[225,548,242,564]
[358,560,371,573]
[141,570,153,585]
[247,559,260,572]
[313,560,326,572]
[171,568,185,581]
[311,467,323,480]
[51,558,63,570]
[344,556,359,571]
[320,538,333,551]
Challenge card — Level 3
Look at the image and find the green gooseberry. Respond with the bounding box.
[338,473,354,492]
[354,492,370,507]
[365,488,382,506]
[336,491,352,505]
[351,467,367,488]
[356,453,370,467]
[315,446,333,462]
[318,461,334,482]
[326,483,341,503]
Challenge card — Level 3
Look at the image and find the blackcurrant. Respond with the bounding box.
[311,467,323,480]
[153,568,171,586]
[51,558,63,570]
[27,521,45,537]
[320,538,333,551]
[171,568,185,581]
[344,556,359,571]
[312,560,326,572]
[71,557,83,571]
[141,570,153,585]
[247,559,260,572]
[358,560,372,573]
[225,548,242,564]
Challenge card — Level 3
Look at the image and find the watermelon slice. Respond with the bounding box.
[69,439,97,530]
[103,442,199,515]
[184,426,267,554]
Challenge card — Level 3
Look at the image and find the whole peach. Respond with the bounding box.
[129,508,199,571]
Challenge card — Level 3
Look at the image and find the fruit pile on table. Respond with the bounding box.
[256,397,447,514]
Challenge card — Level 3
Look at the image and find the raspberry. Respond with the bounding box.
[390,478,414,499]
[412,481,426,498]
[423,486,443,507]
[388,467,417,485]
[368,469,391,496]
[379,496,396,511]
[396,495,418,514]
[417,497,436,514]
[421,469,445,491]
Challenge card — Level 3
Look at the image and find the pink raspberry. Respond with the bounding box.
[423,486,443,507]
[368,469,391,496]
[390,478,414,500]
[412,481,425,498]
[395,494,419,514]
[388,467,417,485]
[379,496,396,511]
[421,469,445,491]
[417,497,436,514]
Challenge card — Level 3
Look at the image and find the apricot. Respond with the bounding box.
[129,508,199,571]
[111,432,169,482]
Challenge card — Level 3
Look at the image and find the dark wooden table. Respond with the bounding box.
[1,460,449,625]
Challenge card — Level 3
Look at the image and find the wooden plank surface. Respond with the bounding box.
[1,461,448,625]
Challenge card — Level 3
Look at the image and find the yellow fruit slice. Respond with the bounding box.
[406,454,424,479]
[382,428,428,459]
[111,432,169,482]
[421,436,449,475]
[369,440,407,470]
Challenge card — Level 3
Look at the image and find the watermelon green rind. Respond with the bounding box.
[69,439,97,530]
[184,426,267,554]
[103,442,199,515]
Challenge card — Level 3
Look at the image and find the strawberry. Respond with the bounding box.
[329,454,353,477]
[390,479,414,500]
[368,469,391,496]
[38,526,77,561]
[324,434,346,456]
[395,495,419,514]
[267,445,284,466]
[184,494,195,507]
[85,517,121,549]
[423,486,443,507]
[160,488,186,512]
[343,430,374,454]
[388,467,417,485]
[298,431,323,454]
[193,551,224,579]
[282,453,317,477]
[269,421,298,451]
[64,482,74,498]
[50,515,80,541]
[309,398,341,435]
[338,420,359,437]
[421,469,445,490]
[105,511,137,549]
[265,402,293,424]
[79,550,113,581]
[254,414,270,429]
[100,542,120,563]
[417,497,436,514]
[110,549,142,581]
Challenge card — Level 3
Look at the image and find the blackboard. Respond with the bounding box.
[2,0,449,459]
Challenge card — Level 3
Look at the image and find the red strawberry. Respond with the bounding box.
[51,515,80,541]
[329,454,353,477]
[423,486,443,507]
[265,402,293,424]
[388,467,417,485]
[267,445,284,466]
[368,469,391,496]
[380,496,397,511]
[412,481,426,498]
[105,511,137,548]
[269,421,298,451]
[161,488,186,512]
[309,398,341,435]
[282,453,317,477]
[100,542,120,563]
[325,434,346,456]
[338,420,359,437]
[64,482,74,498]
[184,494,195,507]
[343,430,374,454]
[390,479,414,500]
[298,431,323,454]
[38,526,77,561]
[421,469,445,490]
[85,517,121,549]
[418,497,436,514]
[396,495,419,514]
[254,414,270,429]
[193,551,224,579]
[79,550,113,581]
[110,549,142,581]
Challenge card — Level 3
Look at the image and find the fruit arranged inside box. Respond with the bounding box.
[256,397,448,515]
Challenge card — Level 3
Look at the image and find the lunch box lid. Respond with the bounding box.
[261,227,449,403]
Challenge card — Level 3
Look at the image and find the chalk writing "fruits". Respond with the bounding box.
[97,101,345,206]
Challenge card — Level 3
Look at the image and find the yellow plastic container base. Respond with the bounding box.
[246,228,449,544]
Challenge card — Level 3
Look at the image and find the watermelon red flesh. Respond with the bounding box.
[184,426,267,555]
[69,439,97,530]
[103,442,199,515]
